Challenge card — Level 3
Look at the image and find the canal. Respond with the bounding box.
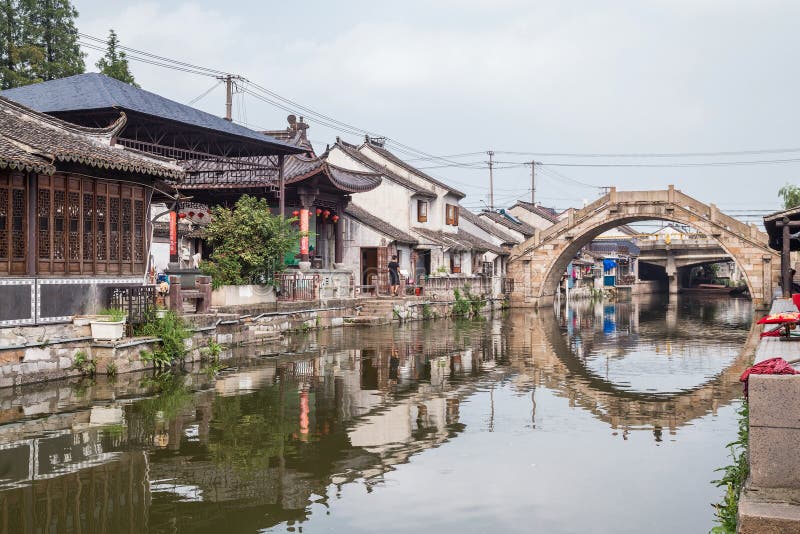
[0,294,755,533]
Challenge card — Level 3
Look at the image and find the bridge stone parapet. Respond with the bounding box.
[508,186,779,308]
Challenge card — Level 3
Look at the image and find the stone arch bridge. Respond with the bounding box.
[508,186,779,308]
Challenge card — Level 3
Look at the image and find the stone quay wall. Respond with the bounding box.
[0,296,499,388]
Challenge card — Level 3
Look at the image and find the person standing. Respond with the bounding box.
[388,255,400,296]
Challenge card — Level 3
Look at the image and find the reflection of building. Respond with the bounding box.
[0,304,757,532]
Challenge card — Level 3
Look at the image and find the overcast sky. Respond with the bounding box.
[72,0,800,224]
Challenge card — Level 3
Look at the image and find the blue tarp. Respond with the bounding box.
[603,259,617,272]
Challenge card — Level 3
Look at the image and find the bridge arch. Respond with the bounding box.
[507,186,779,308]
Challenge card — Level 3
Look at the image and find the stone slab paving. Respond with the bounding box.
[753,298,800,364]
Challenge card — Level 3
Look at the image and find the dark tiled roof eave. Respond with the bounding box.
[459,209,519,245]
[336,140,436,198]
[345,204,418,244]
[511,201,560,224]
[0,96,184,179]
[1,73,303,155]
[362,142,465,198]
[480,211,537,237]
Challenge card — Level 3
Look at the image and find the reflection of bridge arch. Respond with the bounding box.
[508,186,779,308]
[505,308,760,431]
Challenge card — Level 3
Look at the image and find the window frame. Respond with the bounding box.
[446,203,459,226]
[417,199,428,223]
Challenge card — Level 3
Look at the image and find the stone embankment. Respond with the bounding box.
[0,296,504,387]
[739,297,800,532]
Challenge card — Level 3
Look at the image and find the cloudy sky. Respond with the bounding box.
[73,0,800,224]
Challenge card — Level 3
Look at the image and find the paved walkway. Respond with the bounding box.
[753,298,800,364]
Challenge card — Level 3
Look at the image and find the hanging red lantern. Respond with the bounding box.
[178,212,187,219]
[197,212,204,219]
[188,211,195,218]
[316,208,322,216]
[323,210,331,218]
[292,210,300,217]
[332,215,339,223]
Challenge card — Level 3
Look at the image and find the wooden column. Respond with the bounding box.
[783,218,792,297]
[278,154,285,218]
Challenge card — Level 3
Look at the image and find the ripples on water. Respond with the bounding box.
[0,295,754,533]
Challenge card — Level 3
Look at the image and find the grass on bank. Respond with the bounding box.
[710,401,749,534]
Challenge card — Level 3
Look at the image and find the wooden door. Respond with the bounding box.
[377,246,389,294]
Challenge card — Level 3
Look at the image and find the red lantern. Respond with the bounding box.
[188,211,195,218]
[323,210,331,218]
[197,212,204,219]
[178,212,187,219]
[332,215,339,223]
[292,210,300,217]
[316,208,322,216]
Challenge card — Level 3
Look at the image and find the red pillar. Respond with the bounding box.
[300,208,310,262]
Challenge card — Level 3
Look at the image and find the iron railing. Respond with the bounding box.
[423,276,490,295]
[275,272,319,301]
[107,285,157,333]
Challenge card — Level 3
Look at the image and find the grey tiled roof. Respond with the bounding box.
[480,210,538,238]
[2,73,302,154]
[284,155,382,193]
[0,96,184,179]
[336,140,436,198]
[363,140,465,198]
[411,227,504,255]
[459,209,519,245]
[511,201,560,224]
[345,204,418,244]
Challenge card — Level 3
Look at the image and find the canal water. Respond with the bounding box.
[0,294,755,533]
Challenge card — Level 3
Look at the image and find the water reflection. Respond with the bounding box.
[0,295,757,533]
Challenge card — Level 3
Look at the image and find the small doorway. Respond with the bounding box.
[415,249,431,281]
[361,247,378,288]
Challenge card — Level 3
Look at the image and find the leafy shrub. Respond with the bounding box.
[98,308,126,322]
[200,195,298,289]
[72,351,95,376]
[135,311,191,370]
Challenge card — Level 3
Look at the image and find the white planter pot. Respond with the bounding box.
[90,320,126,341]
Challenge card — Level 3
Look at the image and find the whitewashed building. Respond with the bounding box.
[328,137,500,292]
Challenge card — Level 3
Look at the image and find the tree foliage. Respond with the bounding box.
[95,29,137,86]
[201,195,298,288]
[779,183,800,210]
[0,0,84,89]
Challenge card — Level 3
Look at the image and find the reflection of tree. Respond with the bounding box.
[208,385,303,472]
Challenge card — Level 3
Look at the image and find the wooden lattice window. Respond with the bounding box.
[0,173,26,275]
[36,175,149,275]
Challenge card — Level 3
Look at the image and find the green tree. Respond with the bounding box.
[95,29,137,86]
[0,0,84,88]
[779,183,800,210]
[26,0,84,81]
[200,195,298,288]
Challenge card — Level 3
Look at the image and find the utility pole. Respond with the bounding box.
[217,74,243,121]
[487,150,495,210]
[530,160,536,205]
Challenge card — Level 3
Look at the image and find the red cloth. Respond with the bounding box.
[760,329,782,338]
[740,357,799,398]
[757,312,800,325]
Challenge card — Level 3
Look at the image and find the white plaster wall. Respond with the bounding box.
[508,206,555,230]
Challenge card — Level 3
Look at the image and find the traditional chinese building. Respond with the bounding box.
[0,96,183,326]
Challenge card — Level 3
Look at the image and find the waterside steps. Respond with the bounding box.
[344,296,425,325]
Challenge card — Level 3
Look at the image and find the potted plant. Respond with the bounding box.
[90,308,127,341]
